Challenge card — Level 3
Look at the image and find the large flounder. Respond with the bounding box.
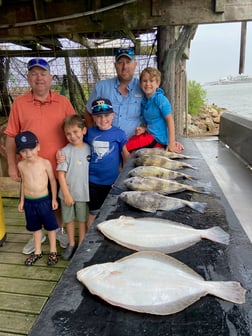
[124,176,209,194]
[77,251,246,315]
[119,191,207,213]
[97,215,229,253]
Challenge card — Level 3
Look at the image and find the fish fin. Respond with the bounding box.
[183,174,197,181]
[202,226,230,245]
[206,281,246,304]
[186,201,207,213]
[183,156,199,160]
[189,165,198,170]
[188,185,211,194]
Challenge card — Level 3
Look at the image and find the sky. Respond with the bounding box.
[186,22,252,84]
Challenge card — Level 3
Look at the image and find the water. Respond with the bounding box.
[203,82,252,121]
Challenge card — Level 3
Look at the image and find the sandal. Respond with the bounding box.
[47,252,58,266]
[25,252,43,266]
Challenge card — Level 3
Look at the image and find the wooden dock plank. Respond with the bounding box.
[0,292,47,314]
[0,251,39,264]
[0,242,33,253]
[3,233,32,243]
[4,220,26,228]
[1,264,64,280]
[0,332,25,336]
[0,277,56,296]
[0,311,36,335]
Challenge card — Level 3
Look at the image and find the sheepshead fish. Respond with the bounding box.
[135,154,197,170]
[97,215,230,253]
[124,176,209,194]
[135,147,193,160]
[128,165,195,180]
[119,191,207,213]
[77,251,246,315]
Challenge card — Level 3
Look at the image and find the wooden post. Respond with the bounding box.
[239,21,247,74]
[157,26,177,129]
[157,25,197,136]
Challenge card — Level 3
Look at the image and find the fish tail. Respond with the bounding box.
[202,226,230,245]
[206,281,246,304]
[186,201,207,213]
[185,164,198,170]
[188,185,210,194]
[184,175,197,181]
[179,172,196,180]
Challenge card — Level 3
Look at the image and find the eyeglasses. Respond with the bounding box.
[115,48,135,58]
[92,103,113,113]
[27,59,50,70]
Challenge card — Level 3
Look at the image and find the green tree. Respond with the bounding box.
[188,80,206,115]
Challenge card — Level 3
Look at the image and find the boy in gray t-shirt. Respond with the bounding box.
[57,115,90,260]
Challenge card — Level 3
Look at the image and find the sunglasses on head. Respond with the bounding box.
[115,48,135,58]
[27,59,49,68]
[92,103,113,113]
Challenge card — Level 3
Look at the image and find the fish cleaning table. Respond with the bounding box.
[30,138,252,336]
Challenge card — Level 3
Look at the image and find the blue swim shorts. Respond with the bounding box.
[24,195,58,232]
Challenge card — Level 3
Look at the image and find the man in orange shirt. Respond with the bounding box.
[5,58,75,254]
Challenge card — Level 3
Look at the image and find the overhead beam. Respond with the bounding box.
[0,48,116,58]
[0,47,154,58]
[1,0,252,41]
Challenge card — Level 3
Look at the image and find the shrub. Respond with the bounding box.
[188,80,207,115]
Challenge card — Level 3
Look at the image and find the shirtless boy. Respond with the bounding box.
[15,131,59,266]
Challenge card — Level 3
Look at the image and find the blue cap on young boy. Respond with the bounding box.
[15,131,39,153]
[91,98,114,115]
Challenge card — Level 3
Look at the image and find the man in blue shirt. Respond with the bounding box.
[85,48,143,138]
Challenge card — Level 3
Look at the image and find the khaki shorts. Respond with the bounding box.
[60,200,88,223]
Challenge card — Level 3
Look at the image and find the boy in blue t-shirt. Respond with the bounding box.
[84,98,130,228]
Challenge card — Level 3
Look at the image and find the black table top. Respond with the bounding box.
[29,138,252,336]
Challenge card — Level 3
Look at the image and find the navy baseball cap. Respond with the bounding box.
[15,131,39,153]
[27,58,50,72]
[91,98,113,114]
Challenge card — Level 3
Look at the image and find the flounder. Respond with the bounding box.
[134,154,197,170]
[97,215,230,253]
[77,251,246,315]
[124,176,209,194]
[119,191,207,213]
[128,165,195,180]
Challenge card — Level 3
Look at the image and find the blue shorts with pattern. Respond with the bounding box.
[24,195,58,232]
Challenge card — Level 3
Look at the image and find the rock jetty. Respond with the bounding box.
[185,104,226,137]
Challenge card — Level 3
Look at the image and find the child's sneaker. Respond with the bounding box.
[61,244,77,260]
[56,228,68,248]
[22,234,46,254]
